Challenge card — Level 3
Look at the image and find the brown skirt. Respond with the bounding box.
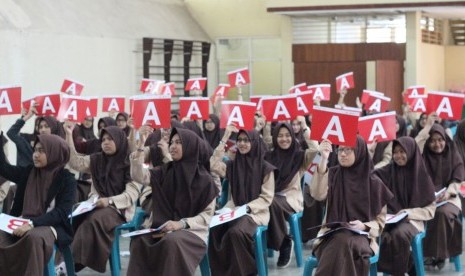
[209,215,258,276]
[301,189,325,242]
[267,195,294,250]
[314,229,373,276]
[424,203,462,258]
[127,230,206,276]
[2,185,16,214]
[71,207,124,273]
[0,226,55,276]
[378,221,419,274]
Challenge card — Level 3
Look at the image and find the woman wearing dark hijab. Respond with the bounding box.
[291,117,310,150]
[64,124,141,273]
[38,116,66,139]
[128,127,218,275]
[203,114,224,149]
[454,119,465,216]
[73,116,97,142]
[7,106,39,167]
[116,112,131,137]
[415,114,465,269]
[310,136,393,276]
[0,133,76,275]
[209,126,276,276]
[264,121,319,267]
[409,112,427,138]
[375,137,436,275]
[74,116,116,155]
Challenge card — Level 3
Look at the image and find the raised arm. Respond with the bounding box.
[210,125,237,177]
[64,122,91,173]
[310,139,332,201]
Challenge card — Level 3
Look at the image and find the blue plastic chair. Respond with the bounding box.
[44,244,75,276]
[255,225,269,276]
[199,254,211,276]
[217,179,229,208]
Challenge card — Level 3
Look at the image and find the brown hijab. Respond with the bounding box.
[265,123,305,192]
[226,130,276,206]
[203,114,224,149]
[423,124,465,191]
[38,116,65,139]
[326,135,393,223]
[374,137,436,213]
[453,119,465,163]
[22,134,70,218]
[90,126,131,197]
[150,128,218,227]
[116,112,131,137]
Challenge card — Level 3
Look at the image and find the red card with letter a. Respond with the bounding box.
[179,97,209,120]
[211,84,230,104]
[185,78,207,92]
[0,86,21,115]
[140,79,165,94]
[34,92,61,116]
[227,68,250,88]
[60,79,84,96]
[102,96,125,112]
[250,96,268,111]
[358,111,396,143]
[364,93,391,113]
[409,95,427,113]
[361,90,384,105]
[160,83,176,96]
[220,101,256,130]
[308,84,330,101]
[131,95,171,129]
[406,85,426,98]
[310,106,360,147]
[22,98,34,112]
[336,72,354,93]
[83,97,98,117]
[295,91,314,116]
[57,95,89,122]
[261,95,297,122]
[426,91,465,120]
[289,83,306,94]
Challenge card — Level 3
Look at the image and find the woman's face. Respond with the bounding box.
[33,142,48,168]
[83,117,93,128]
[419,115,427,128]
[277,127,292,150]
[101,133,117,155]
[169,134,183,161]
[291,120,301,133]
[393,144,408,166]
[428,132,446,154]
[204,119,215,132]
[337,146,356,167]
[236,133,252,155]
[116,115,127,129]
[38,120,51,135]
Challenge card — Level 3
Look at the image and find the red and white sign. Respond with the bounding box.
[426,91,465,120]
[289,83,307,94]
[0,213,31,234]
[261,95,297,122]
[211,84,230,104]
[227,67,250,88]
[179,97,209,120]
[57,95,89,122]
[34,92,61,116]
[310,106,360,147]
[406,85,426,98]
[185,77,207,91]
[220,101,256,130]
[250,95,267,111]
[84,97,98,117]
[358,111,396,143]
[364,93,391,113]
[295,91,314,116]
[140,79,165,94]
[131,95,171,129]
[22,98,35,111]
[336,72,355,92]
[160,82,176,96]
[335,105,363,115]
[0,86,21,115]
[408,95,427,113]
[60,79,84,96]
[210,205,248,228]
[361,90,384,105]
[308,84,330,101]
[102,96,125,112]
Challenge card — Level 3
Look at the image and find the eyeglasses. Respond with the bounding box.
[336,147,354,155]
[236,138,251,144]
[169,139,182,146]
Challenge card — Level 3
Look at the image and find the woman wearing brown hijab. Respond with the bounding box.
[209,126,276,276]
[310,136,393,276]
[127,127,218,275]
[64,124,141,273]
[264,121,319,267]
[0,133,76,275]
[375,137,436,275]
[203,114,224,149]
[415,114,465,269]
[453,119,465,217]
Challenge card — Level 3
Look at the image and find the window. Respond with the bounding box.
[420,16,443,45]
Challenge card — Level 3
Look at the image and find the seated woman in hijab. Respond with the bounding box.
[0,133,76,275]
[415,113,465,269]
[264,119,319,267]
[374,136,436,275]
[64,124,141,273]
[310,137,393,276]
[203,114,224,149]
[209,126,275,276]
[73,116,116,155]
[115,112,132,137]
[128,127,218,275]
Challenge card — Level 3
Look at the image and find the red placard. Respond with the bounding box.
[261,95,297,122]
[335,105,363,115]
[22,98,34,111]
[310,106,360,147]
[57,95,89,122]
[409,95,427,113]
[250,95,269,111]
[34,93,61,116]
[361,90,384,105]
[140,79,164,94]
[336,72,354,92]
[426,91,465,120]
[295,91,314,116]
[358,111,396,143]
[220,101,256,130]
[406,85,426,97]
[227,68,250,88]
[308,84,330,101]
[0,86,21,115]
[160,82,175,96]
[83,97,98,117]
[179,97,209,120]
[185,78,207,91]
[289,83,307,94]
[364,93,391,113]
[211,84,230,104]
[60,79,84,96]
[131,95,171,129]
[102,96,125,112]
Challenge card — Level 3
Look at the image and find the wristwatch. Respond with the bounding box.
[108,198,114,206]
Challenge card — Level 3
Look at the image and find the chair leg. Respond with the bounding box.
[199,254,211,276]
[451,256,462,272]
[411,232,425,276]
[62,245,76,276]
[369,263,377,276]
[303,256,318,276]
[255,226,268,276]
[110,237,120,276]
[44,245,57,276]
[267,249,274,258]
[289,214,303,267]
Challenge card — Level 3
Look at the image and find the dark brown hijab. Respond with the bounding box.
[203,114,223,149]
[116,112,131,137]
[38,116,65,139]
[374,137,436,213]
[22,134,70,218]
[265,123,305,192]
[90,126,131,197]
[226,130,276,206]
[453,119,465,163]
[150,128,218,227]
[326,136,393,223]
[372,115,408,165]
[423,124,465,191]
